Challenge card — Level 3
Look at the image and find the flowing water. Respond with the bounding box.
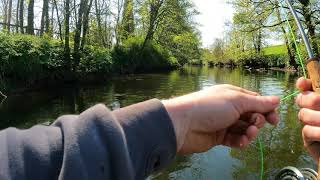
[0,67,316,179]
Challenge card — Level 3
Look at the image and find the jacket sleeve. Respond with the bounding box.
[0,99,177,180]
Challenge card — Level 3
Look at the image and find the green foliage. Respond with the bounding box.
[112,36,179,73]
[236,53,287,68]
[172,32,201,65]
[79,45,113,73]
[201,43,288,68]
[0,33,64,82]
[0,33,180,85]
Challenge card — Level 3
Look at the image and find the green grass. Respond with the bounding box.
[263,45,287,55]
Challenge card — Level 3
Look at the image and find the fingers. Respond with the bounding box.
[266,111,280,125]
[230,113,266,134]
[302,125,320,146]
[224,125,258,149]
[235,94,280,114]
[226,113,266,148]
[296,92,320,110]
[296,77,312,91]
[301,126,320,162]
[299,108,320,126]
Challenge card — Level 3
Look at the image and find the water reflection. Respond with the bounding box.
[0,67,315,179]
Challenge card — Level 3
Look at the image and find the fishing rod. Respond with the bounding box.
[276,0,320,179]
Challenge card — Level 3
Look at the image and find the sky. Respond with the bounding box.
[192,0,235,48]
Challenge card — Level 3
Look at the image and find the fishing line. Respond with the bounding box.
[257,1,309,179]
[258,137,264,180]
[281,90,300,102]
[279,1,307,78]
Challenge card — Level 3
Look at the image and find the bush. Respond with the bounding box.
[79,45,113,73]
[236,52,287,68]
[0,33,64,82]
[112,36,179,73]
[0,33,181,88]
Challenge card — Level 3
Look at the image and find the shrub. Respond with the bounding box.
[0,33,65,82]
[79,45,113,73]
[112,36,179,73]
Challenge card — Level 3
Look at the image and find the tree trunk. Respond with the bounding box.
[16,0,20,33]
[50,0,54,29]
[257,30,262,54]
[80,0,94,50]
[276,6,297,69]
[19,0,24,33]
[26,0,34,35]
[53,0,62,40]
[3,0,8,30]
[121,0,134,40]
[141,0,164,50]
[301,2,319,57]
[40,0,49,36]
[94,0,106,47]
[73,0,88,68]
[64,0,71,71]
[7,0,12,33]
[115,0,123,46]
[45,1,50,34]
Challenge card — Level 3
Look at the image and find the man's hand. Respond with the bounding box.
[162,84,280,155]
[296,77,320,162]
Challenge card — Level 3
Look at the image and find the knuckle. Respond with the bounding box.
[302,126,309,137]
[298,109,304,122]
[310,96,320,107]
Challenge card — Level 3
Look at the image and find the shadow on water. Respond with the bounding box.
[0,66,315,179]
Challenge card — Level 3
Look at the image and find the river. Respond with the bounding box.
[0,66,316,179]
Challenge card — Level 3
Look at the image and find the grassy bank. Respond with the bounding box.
[202,43,313,71]
[0,34,181,93]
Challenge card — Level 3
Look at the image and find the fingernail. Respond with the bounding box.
[268,96,280,105]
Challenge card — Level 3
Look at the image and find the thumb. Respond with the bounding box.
[235,94,280,114]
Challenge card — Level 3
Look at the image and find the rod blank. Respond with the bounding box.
[285,0,314,59]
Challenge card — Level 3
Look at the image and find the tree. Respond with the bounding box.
[64,0,71,70]
[19,0,24,33]
[80,0,94,50]
[2,0,8,30]
[298,0,319,56]
[94,0,105,47]
[53,0,62,40]
[275,6,298,70]
[26,0,34,35]
[120,0,134,40]
[16,0,19,33]
[6,0,12,32]
[40,0,50,36]
[114,0,124,45]
[73,0,94,69]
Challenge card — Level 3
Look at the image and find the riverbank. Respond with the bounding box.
[0,33,182,94]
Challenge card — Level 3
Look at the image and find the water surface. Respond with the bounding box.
[0,67,316,179]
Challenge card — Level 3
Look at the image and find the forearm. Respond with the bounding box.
[0,99,177,180]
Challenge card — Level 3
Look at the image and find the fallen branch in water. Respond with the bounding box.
[0,91,7,99]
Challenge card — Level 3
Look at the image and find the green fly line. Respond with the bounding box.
[258,137,264,180]
[279,2,307,78]
[257,1,309,179]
